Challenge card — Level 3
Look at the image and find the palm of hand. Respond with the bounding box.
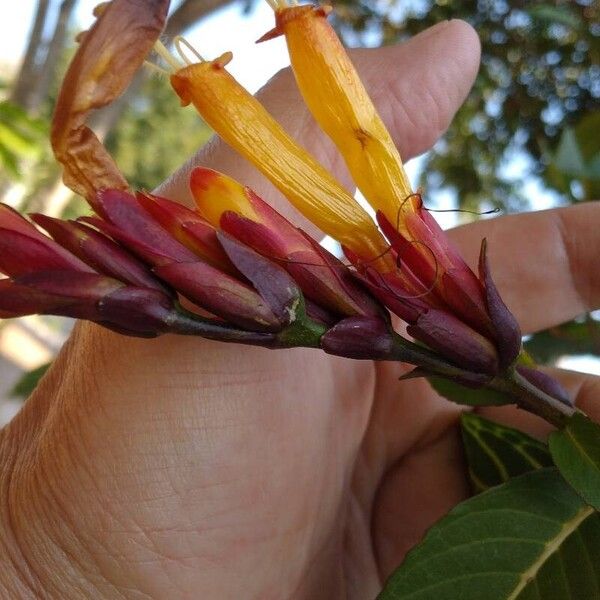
[37,330,463,599]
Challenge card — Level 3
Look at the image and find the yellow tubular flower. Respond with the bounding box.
[261,5,417,235]
[170,52,390,263]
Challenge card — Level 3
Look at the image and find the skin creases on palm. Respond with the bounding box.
[1,1,599,599]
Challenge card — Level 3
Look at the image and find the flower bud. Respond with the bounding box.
[190,167,382,318]
[135,192,235,273]
[321,316,394,359]
[407,309,499,375]
[0,271,176,338]
[377,205,493,337]
[358,266,499,374]
[0,204,92,277]
[479,239,522,368]
[31,214,166,291]
[92,189,198,266]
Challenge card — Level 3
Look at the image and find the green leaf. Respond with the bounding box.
[552,127,588,177]
[428,376,511,407]
[460,413,553,493]
[524,316,600,364]
[379,469,600,600]
[526,5,583,30]
[9,362,51,399]
[573,111,600,165]
[549,413,600,511]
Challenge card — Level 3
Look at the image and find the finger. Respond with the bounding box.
[157,19,481,228]
[449,202,600,334]
[372,419,470,578]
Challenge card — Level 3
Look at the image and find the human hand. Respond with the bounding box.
[1,19,599,600]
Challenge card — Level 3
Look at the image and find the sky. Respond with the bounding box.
[0,0,290,92]
[1,0,597,375]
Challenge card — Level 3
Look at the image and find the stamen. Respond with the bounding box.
[173,36,205,65]
[153,39,184,72]
[264,0,291,11]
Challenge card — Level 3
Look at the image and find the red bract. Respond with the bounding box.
[0,0,543,387]
[343,196,522,375]
[31,214,166,292]
[0,196,315,344]
[0,205,175,337]
[82,189,303,333]
[136,192,235,274]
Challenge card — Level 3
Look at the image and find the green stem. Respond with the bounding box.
[168,307,278,346]
[388,332,488,382]
[172,307,572,428]
[490,369,576,428]
[391,333,575,429]
[170,306,326,349]
[276,316,327,348]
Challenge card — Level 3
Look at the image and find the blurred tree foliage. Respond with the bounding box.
[105,75,211,191]
[0,98,48,183]
[524,314,600,364]
[332,0,599,210]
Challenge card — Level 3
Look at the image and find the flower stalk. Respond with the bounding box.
[490,369,576,428]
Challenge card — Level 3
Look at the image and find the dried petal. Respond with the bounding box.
[51,0,169,205]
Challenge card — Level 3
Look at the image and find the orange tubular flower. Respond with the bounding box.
[169,53,391,266]
[258,4,417,233]
[255,3,511,355]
